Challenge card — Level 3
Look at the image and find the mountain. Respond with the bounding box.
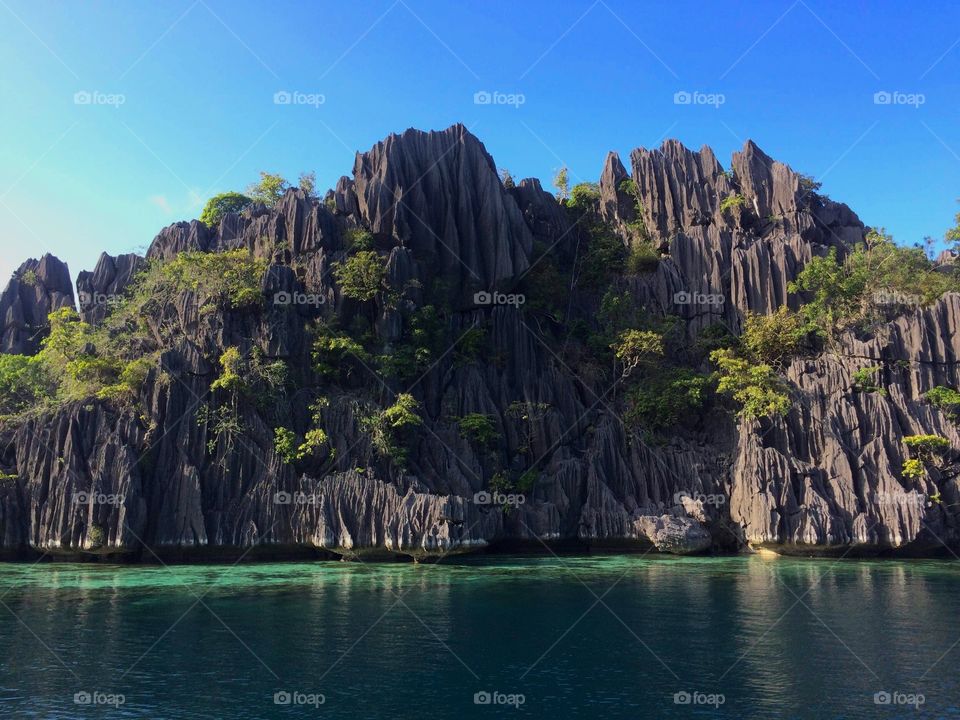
[1,123,958,561]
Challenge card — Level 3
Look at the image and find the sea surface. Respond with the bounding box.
[0,554,957,719]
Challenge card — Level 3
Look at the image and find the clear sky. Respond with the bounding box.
[2,0,959,287]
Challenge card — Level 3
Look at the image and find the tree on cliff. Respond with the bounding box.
[199,192,251,228]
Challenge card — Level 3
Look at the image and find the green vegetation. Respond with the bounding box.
[0,354,53,416]
[710,347,790,420]
[199,192,251,228]
[946,199,960,247]
[344,227,374,251]
[789,230,958,339]
[902,434,952,479]
[312,324,372,380]
[499,168,515,189]
[552,167,569,201]
[740,307,807,368]
[363,393,422,466]
[568,182,600,211]
[719,194,746,214]
[458,413,500,446]
[612,329,664,379]
[298,171,316,197]
[19,269,38,286]
[851,365,885,395]
[273,427,299,464]
[333,250,386,302]
[247,171,289,206]
[925,386,960,422]
[625,368,710,432]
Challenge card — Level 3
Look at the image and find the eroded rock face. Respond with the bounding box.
[0,125,955,560]
[76,252,145,323]
[0,255,74,355]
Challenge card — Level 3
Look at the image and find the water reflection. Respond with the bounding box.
[0,556,958,718]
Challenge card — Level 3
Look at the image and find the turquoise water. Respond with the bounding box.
[0,554,958,719]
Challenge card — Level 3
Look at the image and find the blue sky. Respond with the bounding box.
[1,0,959,286]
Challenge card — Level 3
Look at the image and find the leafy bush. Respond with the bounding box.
[247,172,289,206]
[158,250,267,309]
[626,242,660,274]
[333,250,386,302]
[789,230,958,338]
[211,346,244,394]
[851,365,885,394]
[902,434,952,479]
[925,386,960,422]
[344,227,374,251]
[458,413,500,446]
[199,192,251,227]
[274,427,298,464]
[363,393,422,465]
[298,171,316,197]
[719,194,746,213]
[710,348,790,420]
[612,329,664,379]
[740,307,808,367]
[568,182,600,211]
[625,368,710,432]
[553,167,569,201]
[312,325,372,380]
[0,354,53,416]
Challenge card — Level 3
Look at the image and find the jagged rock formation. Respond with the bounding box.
[0,255,74,354]
[0,124,957,561]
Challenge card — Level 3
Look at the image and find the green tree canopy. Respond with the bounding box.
[199,192,251,228]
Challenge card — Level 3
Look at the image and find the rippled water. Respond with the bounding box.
[0,554,958,718]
